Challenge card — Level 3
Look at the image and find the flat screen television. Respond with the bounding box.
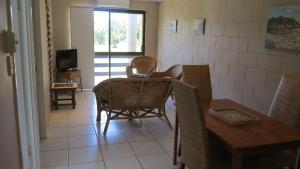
[56,49,78,71]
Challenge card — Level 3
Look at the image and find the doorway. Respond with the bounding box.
[93,9,145,84]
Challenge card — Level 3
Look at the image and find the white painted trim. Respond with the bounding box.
[12,0,41,168]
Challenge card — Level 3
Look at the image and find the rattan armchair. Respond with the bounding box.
[149,64,182,80]
[93,78,173,135]
[126,56,157,78]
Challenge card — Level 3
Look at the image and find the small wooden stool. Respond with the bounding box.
[51,83,78,110]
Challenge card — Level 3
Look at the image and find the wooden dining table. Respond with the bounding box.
[173,99,300,169]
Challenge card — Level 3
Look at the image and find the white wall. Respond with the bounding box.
[157,0,300,114]
[70,7,95,89]
[52,0,71,51]
[33,0,51,138]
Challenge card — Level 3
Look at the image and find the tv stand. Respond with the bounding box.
[56,70,82,91]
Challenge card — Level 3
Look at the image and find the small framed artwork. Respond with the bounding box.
[169,20,178,33]
[266,5,300,52]
[194,18,206,34]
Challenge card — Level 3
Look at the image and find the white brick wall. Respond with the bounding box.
[157,0,300,113]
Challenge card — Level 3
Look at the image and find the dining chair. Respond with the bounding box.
[182,65,212,104]
[258,74,300,169]
[172,80,230,169]
[126,56,157,78]
[173,65,213,164]
[269,74,300,128]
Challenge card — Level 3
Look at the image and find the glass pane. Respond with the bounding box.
[94,11,109,52]
[110,13,144,52]
[94,55,109,85]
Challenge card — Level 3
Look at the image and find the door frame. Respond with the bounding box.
[11,0,41,168]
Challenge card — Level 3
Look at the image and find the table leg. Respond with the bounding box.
[79,76,83,92]
[173,113,179,165]
[295,148,300,169]
[54,90,58,110]
[231,152,243,169]
[72,90,76,109]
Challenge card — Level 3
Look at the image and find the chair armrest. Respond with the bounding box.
[147,67,157,75]
[149,71,170,78]
[126,65,133,77]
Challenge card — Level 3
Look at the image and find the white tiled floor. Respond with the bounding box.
[41,91,178,169]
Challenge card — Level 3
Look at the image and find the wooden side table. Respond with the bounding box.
[51,83,78,110]
[56,70,83,91]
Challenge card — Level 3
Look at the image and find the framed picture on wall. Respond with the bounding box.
[194,18,205,34]
[169,20,178,33]
[266,5,300,51]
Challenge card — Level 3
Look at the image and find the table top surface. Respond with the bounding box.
[207,99,300,150]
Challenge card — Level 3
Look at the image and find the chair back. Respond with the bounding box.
[149,64,182,80]
[269,75,300,129]
[130,56,157,74]
[93,78,172,110]
[182,65,212,104]
[173,80,210,169]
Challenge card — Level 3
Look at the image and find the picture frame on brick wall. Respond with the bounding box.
[266,5,300,52]
[194,18,205,35]
[169,20,178,33]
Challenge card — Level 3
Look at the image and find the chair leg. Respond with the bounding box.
[103,111,111,135]
[96,110,102,122]
[162,107,172,128]
[178,141,181,156]
[180,163,185,169]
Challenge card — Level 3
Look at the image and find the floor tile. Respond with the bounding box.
[98,132,127,145]
[130,141,165,155]
[69,161,105,169]
[69,135,99,148]
[42,166,68,169]
[68,125,96,136]
[105,157,143,169]
[157,138,174,152]
[123,129,154,142]
[101,143,135,160]
[68,117,93,126]
[138,153,175,169]
[143,118,172,129]
[50,111,68,120]
[49,119,68,128]
[40,137,68,151]
[40,150,68,168]
[47,127,68,138]
[148,128,174,139]
[69,146,102,164]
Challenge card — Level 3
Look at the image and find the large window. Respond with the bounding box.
[94,9,145,84]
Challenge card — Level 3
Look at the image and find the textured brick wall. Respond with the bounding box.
[157,0,300,114]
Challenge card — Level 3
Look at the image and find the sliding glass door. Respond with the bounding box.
[94,9,145,84]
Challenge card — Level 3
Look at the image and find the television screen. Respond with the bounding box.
[56,49,78,71]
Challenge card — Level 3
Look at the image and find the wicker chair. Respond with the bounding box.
[257,74,300,169]
[126,56,157,78]
[93,78,173,135]
[173,80,231,169]
[269,74,300,128]
[182,65,212,104]
[149,64,182,80]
